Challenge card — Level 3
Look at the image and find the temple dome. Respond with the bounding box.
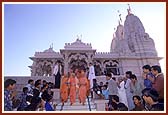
[110,23,130,54]
[44,47,55,53]
[124,14,145,38]
[124,14,157,56]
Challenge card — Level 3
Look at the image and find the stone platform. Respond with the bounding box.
[55,97,96,111]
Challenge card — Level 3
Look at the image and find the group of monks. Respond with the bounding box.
[60,68,90,106]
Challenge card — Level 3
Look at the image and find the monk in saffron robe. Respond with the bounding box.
[74,69,80,101]
[69,73,78,105]
[78,70,89,105]
[60,74,69,105]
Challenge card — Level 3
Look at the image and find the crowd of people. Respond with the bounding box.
[4,63,164,111]
[4,63,95,111]
[4,79,55,111]
[104,65,164,111]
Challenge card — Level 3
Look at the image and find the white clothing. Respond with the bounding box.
[118,81,128,107]
[88,65,96,80]
[124,78,134,110]
[88,65,96,89]
[53,64,62,75]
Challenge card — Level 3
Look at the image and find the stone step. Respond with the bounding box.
[56,102,96,107]
[56,102,96,109]
[57,102,95,106]
[57,98,93,105]
[57,105,95,110]
[55,97,96,111]
[56,106,96,111]
[60,109,97,111]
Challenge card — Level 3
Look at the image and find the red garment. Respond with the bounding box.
[152,73,164,99]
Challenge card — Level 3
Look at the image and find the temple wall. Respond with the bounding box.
[121,59,141,75]
[121,59,145,81]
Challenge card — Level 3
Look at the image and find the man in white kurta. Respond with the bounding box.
[124,71,134,110]
[53,62,62,89]
[88,63,96,90]
[117,77,128,107]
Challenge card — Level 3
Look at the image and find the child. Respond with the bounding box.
[42,91,56,111]
[102,85,109,100]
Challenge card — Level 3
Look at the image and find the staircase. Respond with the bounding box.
[55,96,96,111]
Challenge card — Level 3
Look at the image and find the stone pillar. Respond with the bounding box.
[100,60,104,75]
[118,60,124,75]
[31,60,37,76]
[87,53,92,64]
[64,53,69,74]
[51,59,56,76]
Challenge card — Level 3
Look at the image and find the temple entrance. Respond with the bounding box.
[69,58,87,71]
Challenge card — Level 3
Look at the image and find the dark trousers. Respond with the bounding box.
[108,95,115,105]
[55,72,61,89]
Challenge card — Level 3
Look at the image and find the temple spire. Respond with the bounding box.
[52,43,53,49]
[127,4,132,15]
[117,10,122,25]
[77,35,79,40]
[113,28,116,38]
[49,43,53,49]
[76,34,82,41]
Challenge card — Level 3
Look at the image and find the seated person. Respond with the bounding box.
[131,95,145,111]
[24,96,43,111]
[142,88,164,111]
[41,91,56,111]
[117,103,128,111]
[93,79,104,99]
[108,95,128,111]
[99,82,104,91]
[102,85,109,100]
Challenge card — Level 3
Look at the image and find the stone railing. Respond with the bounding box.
[94,52,119,58]
[34,52,62,58]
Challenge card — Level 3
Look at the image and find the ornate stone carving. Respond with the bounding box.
[68,53,88,71]
[93,60,102,76]
[103,60,120,75]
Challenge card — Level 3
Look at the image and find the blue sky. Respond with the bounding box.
[3,2,166,76]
